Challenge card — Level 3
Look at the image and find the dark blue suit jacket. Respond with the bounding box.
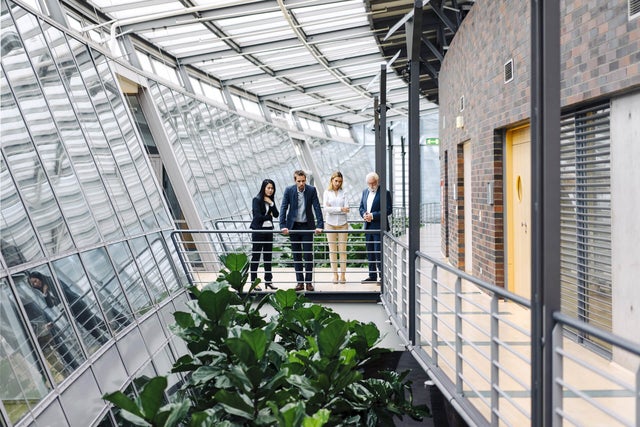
[359,189,392,230]
[279,185,324,230]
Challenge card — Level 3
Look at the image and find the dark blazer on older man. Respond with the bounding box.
[358,188,392,230]
[279,184,324,230]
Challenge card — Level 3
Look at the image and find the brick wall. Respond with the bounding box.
[438,0,640,288]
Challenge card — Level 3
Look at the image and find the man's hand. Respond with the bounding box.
[364,212,373,222]
[315,228,323,234]
[281,228,289,235]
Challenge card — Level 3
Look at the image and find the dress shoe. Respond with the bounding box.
[295,283,304,291]
[339,275,346,284]
[360,276,378,283]
[305,283,315,291]
[254,286,263,291]
[265,282,278,290]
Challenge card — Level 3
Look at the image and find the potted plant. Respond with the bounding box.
[104,253,428,426]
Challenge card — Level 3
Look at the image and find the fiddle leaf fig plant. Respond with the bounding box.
[104,252,429,426]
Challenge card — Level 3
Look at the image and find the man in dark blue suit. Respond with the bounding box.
[359,172,392,283]
[280,170,324,291]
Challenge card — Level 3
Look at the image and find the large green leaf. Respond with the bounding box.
[226,337,256,366]
[275,402,307,427]
[244,365,265,390]
[302,408,330,427]
[287,374,317,399]
[214,389,254,419]
[139,376,168,419]
[119,411,152,426]
[198,289,234,323]
[242,328,268,360]
[360,323,380,346]
[226,364,253,392]
[173,311,195,328]
[102,391,145,420]
[191,366,220,384]
[223,252,249,271]
[160,401,191,427]
[225,270,246,289]
[271,289,300,311]
[317,319,348,358]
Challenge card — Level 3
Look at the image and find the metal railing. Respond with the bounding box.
[382,232,640,427]
[391,202,441,236]
[170,227,384,294]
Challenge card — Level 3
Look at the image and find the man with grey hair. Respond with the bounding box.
[358,172,392,283]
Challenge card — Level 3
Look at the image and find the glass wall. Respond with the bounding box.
[1,1,369,424]
[1,1,186,424]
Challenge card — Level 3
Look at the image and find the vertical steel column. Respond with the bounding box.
[406,0,422,345]
[401,136,407,212]
[530,0,561,425]
[379,64,388,240]
[388,124,394,208]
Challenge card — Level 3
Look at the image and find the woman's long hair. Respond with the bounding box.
[328,171,343,190]
[258,179,276,201]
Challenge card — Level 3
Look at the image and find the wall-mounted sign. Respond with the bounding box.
[425,137,440,145]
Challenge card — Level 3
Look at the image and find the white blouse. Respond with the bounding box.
[323,188,349,226]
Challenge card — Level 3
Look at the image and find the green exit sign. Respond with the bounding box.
[425,137,440,145]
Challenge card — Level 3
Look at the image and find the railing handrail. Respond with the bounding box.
[173,228,383,235]
[553,311,640,356]
[381,231,640,427]
[415,249,531,308]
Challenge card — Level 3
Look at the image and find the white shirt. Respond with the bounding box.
[262,202,273,228]
[366,189,376,214]
[323,188,348,226]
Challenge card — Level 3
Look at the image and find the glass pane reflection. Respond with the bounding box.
[13,266,86,381]
[0,156,43,267]
[80,248,133,332]
[129,236,168,303]
[1,19,74,256]
[51,255,111,351]
[71,39,142,236]
[106,241,153,316]
[147,233,181,294]
[91,50,160,232]
[0,278,51,424]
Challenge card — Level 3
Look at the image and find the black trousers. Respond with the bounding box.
[290,223,314,284]
[250,229,274,283]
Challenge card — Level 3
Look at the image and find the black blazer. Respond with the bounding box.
[250,196,279,229]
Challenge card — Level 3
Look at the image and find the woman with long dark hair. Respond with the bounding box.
[249,179,279,290]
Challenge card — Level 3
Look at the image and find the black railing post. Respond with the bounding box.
[531,0,561,425]
[406,0,422,346]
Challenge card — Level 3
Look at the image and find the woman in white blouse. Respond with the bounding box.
[323,171,350,283]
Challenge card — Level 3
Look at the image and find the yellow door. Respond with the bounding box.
[507,126,531,298]
[463,141,473,273]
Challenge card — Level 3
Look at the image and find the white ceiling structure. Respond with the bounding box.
[82,0,440,126]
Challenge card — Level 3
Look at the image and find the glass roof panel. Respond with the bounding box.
[254,51,315,68]
[78,0,445,126]
[103,1,184,20]
[141,25,212,42]
[231,29,297,46]
[217,10,284,29]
